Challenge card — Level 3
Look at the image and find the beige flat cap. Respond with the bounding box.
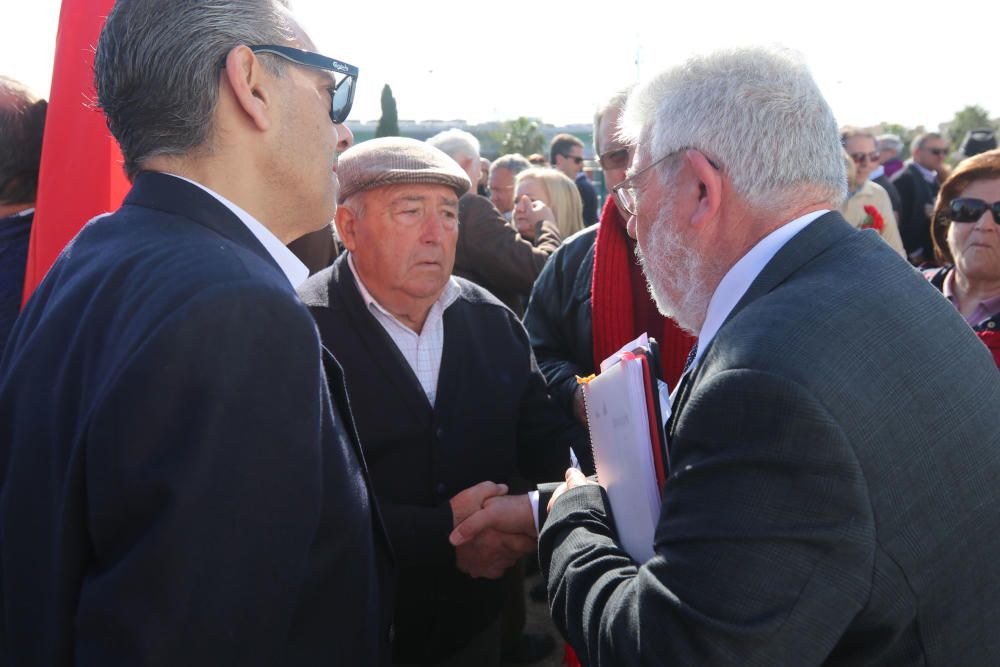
[336,137,472,204]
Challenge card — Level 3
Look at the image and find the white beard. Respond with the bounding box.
[635,205,714,336]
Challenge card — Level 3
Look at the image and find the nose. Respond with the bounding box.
[335,123,354,153]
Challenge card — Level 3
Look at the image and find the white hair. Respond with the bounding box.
[426,128,480,162]
[593,87,632,154]
[620,46,846,211]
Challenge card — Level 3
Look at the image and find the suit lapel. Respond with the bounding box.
[667,212,855,438]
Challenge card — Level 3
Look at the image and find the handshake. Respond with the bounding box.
[447,471,597,579]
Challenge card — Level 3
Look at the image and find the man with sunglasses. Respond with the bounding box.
[550,133,598,226]
[0,1,393,665]
[892,131,949,264]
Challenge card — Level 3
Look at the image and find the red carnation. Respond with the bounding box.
[861,205,884,233]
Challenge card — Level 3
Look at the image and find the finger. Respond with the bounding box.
[449,504,494,546]
[547,481,569,512]
[467,480,508,506]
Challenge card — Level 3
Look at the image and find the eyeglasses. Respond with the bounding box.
[926,147,948,157]
[560,154,584,165]
[947,197,1000,224]
[849,151,880,164]
[248,44,358,124]
[612,147,720,217]
[598,147,631,171]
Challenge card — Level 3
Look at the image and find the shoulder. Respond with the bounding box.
[550,225,598,269]
[453,276,511,311]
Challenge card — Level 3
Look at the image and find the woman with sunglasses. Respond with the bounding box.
[927,149,1000,367]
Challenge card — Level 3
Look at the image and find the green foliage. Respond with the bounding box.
[375,84,399,138]
[946,105,997,151]
[879,122,925,162]
[492,117,546,157]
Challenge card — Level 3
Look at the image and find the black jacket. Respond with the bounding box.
[299,255,571,663]
[891,163,938,261]
[0,173,394,666]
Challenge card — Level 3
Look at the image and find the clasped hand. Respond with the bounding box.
[448,482,536,580]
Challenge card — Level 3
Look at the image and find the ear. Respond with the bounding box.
[686,149,722,227]
[334,200,359,252]
[222,46,275,132]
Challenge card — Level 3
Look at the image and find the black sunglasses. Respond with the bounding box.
[927,147,948,157]
[947,197,1000,224]
[247,44,358,124]
[560,153,584,165]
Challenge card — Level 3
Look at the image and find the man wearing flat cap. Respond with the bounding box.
[297,137,573,666]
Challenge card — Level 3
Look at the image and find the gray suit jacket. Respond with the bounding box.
[539,212,1000,666]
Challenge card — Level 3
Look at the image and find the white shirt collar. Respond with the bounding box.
[693,209,829,367]
[868,165,884,180]
[910,161,938,183]
[164,173,309,288]
[346,252,461,324]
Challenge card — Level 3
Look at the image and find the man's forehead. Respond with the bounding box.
[376,183,459,204]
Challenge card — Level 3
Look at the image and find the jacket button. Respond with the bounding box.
[435,482,447,497]
[435,426,445,439]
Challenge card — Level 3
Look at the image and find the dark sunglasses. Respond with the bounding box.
[947,197,1000,224]
[247,44,358,124]
[927,147,948,157]
[849,151,880,164]
[599,147,631,170]
[560,153,584,165]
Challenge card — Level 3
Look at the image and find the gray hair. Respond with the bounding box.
[911,132,943,154]
[426,128,480,162]
[340,192,366,220]
[620,46,846,210]
[94,0,293,179]
[488,153,531,179]
[877,133,903,154]
[593,87,631,155]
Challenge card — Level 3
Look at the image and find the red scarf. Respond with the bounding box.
[590,196,695,388]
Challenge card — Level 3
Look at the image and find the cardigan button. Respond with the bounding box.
[988,321,996,329]
[435,426,445,439]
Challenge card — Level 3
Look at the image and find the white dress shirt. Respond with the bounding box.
[164,173,308,288]
[692,209,829,369]
[347,253,461,406]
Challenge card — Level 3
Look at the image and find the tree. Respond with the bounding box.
[492,117,546,157]
[375,84,399,138]
[945,105,997,151]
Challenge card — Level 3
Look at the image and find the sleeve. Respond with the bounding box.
[538,369,875,666]
[891,172,921,255]
[79,281,332,665]
[460,195,560,296]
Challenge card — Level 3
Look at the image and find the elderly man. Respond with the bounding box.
[488,153,532,220]
[427,129,560,316]
[297,137,572,666]
[524,89,694,474]
[0,1,393,664]
[0,76,45,353]
[457,47,1000,664]
[892,131,949,264]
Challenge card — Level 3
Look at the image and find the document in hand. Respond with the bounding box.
[581,335,670,562]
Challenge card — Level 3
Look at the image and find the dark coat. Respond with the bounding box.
[891,163,939,261]
[453,192,561,316]
[0,172,394,666]
[872,172,902,214]
[298,255,571,663]
[540,212,1000,665]
[0,210,32,355]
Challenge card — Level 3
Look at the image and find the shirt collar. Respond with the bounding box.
[694,209,829,367]
[868,165,884,180]
[164,173,309,288]
[911,161,938,183]
[347,252,461,324]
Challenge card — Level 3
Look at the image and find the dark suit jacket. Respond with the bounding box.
[891,163,938,261]
[454,192,561,316]
[298,255,571,662]
[0,172,395,666]
[539,212,1000,665]
[872,172,901,215]
[0,210,32,355]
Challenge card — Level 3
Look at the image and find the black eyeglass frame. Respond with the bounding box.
[558,153,585,166]
[946,197,1000,225]
[612,147,720,217]
[247,44,358,124]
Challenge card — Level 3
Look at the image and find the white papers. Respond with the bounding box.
[583,357,661,563]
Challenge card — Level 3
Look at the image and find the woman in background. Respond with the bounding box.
[838,150,906,257]
[513,168,584,240]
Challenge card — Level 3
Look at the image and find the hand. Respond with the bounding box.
[513,195,554,240]
[450,494,537,579]
[449,481,508,529]
[547,468,599,513]
[572,384,588,425]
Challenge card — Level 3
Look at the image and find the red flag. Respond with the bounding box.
[21,0,129,305]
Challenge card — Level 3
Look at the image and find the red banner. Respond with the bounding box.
[21,0,129,305]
